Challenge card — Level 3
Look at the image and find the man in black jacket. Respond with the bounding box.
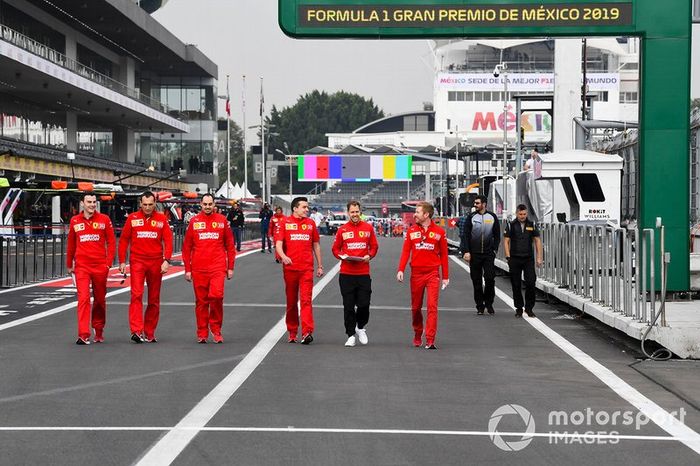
[503,204,543,317]
[460,195,500,315]
[227,203,245,251]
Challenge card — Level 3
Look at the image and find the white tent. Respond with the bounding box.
[215,180,236,199]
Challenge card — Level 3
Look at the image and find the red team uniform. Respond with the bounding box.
[118,210,173,340]
[397,221,449,347]
[275,215,319,340]
[269,211,285,261]
[66,212,116,342]
[182,211,236,341]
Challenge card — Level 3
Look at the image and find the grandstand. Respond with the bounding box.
[313,175,426,212]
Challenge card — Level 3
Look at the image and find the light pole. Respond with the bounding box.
[494,62,509,219]
[248,122,276,203]
[275,142,294,197]
[242,75,247,197]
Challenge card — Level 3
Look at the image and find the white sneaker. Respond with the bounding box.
[344,335,356,347]
[356,327,368,345]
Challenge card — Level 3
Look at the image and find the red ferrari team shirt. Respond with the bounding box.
[118,211,173,263]
[66,212,116,268]
[331,220,379,275]
[275,215,319,272]
[397,221,449,279]
[269,212,285,237]
[182,212,236,273]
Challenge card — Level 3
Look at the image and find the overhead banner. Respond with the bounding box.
[297,3,633,28]
[437,73,620,92]
[298,155,413,181]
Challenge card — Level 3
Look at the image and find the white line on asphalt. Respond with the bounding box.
[134,262,341,466]
[0,425,691,442]
[449,256,700,455]
[0,249,258,332]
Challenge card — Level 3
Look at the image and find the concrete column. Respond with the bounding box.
[425,172,431,203]
[113,127,136,163]
[65,34,77,61]
[66,111,77,151]
[553,39,582,152]
[118,56,136,90]
[51,195,61,235]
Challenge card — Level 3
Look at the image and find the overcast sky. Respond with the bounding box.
[153,1,700,137]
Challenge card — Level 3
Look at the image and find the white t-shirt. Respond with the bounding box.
[310,212,324,227]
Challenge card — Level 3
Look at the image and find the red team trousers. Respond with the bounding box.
[192,270,226,339]
[128,258,163,338]
[410,267,440,342]
[75,265,108,340]
[283,268,314,336]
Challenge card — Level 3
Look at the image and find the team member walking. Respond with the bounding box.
[269,206,285,263]
[331,201,378,347]
[460,195,500,315]
[396,202,449,349]
[182,194,236,343]
[503,204,543,318]
[66,192,116,345]
[259,203,273,253]
[118,191,173,343]
[275,196,323,345]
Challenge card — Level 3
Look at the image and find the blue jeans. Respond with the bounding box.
[232,227,242,251]
[261,224,272,250]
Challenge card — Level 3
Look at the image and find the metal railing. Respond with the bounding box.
[0,223,186,288]
[445,218,667,326]
[0,24,180,118]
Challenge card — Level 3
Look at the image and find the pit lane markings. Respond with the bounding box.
[135,262,341,466]
[449,256,700,455]
[0,249,257,332]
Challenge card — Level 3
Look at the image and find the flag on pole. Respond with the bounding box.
[259,78,264,117]
[225,98,231,117]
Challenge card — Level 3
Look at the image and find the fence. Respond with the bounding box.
[0,221,261,288]
[445,219,666,326]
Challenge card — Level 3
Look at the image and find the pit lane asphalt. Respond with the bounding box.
[0,237,698,465]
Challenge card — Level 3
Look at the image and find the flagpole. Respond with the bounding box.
[242,75,247,198]
[260,76,266,204]
[226,74,231,199]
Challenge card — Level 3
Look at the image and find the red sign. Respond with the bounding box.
[381,203,388,215]
[448,218,457,228]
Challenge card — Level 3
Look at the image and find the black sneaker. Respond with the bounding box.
[268,249,273,253]
[300,333,314,345]
[525,309,537,318]
[131,333,144,344]
[515,308,523,318]
[260,249,265,253]
[487,306,495,315]
[197,338,207,344]
[75,337,90,345]
[477,309,484,315]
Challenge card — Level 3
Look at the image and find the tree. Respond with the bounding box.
[692,98,700,111]
[263,90,384,193]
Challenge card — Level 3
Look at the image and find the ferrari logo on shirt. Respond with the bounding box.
[212,222,218,228]
[301,224,308,230]
[428,232,435,239]
[73,223,85,232]
[92,222,105,230]
[342,231,354,240]
[285,223,298,230]
[151,220,157,227]
[410,231,421,240]
[132,219,144,227]
[193,222,206,230]
[358,231,367,238]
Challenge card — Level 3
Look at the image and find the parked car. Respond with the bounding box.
[325,212,348,234]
